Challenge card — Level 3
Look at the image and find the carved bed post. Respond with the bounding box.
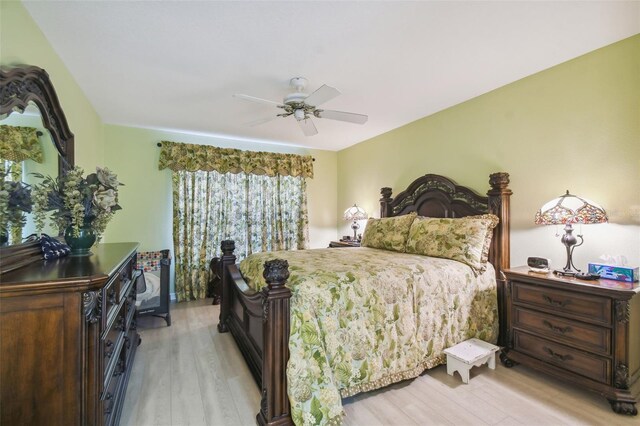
[257,259,293,426]
[487,172,512,347]
[217,240,236,333]
[487,172,511,275]
[380,187,393,218]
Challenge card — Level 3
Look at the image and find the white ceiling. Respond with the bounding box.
[23,1,640,151]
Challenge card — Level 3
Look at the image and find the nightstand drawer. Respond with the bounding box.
[513,306,611,355]
[512,282,612,326]
[514,330,611,385]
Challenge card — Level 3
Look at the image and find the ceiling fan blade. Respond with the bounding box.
[242,115,278,127]
[317,109,368,124]
[233,94,283,107]
[298,118,318,136]
[303,84,340,107]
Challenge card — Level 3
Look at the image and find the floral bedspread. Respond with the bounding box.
[239,247,498,426]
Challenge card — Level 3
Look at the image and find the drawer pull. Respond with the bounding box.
[107,288,117,305]
[114,359,124,377]
[104,392,113,415]
[543,320,572,334]
[542,295,571,308]
[105,340,115,358]
[121,278,132,294]
[543,346,573,362]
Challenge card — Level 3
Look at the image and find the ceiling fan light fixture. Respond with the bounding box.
[293,109,305,121]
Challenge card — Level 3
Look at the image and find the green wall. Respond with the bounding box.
[0,0,104,168]
[338,35,640,270]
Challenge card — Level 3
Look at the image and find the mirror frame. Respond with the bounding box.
[0,65,75,274]
[1,65,75,173]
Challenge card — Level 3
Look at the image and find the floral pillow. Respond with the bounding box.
[361,212,417,252]
[405,214,499,273]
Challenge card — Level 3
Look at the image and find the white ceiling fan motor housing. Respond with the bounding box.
[284,92,308,105]
[289,77,308,91]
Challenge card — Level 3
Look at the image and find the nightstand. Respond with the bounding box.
[502,266,640,415]
[328,240,360,248]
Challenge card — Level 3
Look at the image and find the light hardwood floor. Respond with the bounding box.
[121,300,637,426]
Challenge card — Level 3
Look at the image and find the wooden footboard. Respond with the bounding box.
[217,240,292,426]
[217,172,512,426]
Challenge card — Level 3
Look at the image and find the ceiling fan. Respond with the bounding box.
[233,77,368,136]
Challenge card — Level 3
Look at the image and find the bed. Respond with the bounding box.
[216,172,512,426]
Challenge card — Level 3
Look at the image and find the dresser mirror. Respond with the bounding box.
[0,65,75,270]
[1,104,61,243]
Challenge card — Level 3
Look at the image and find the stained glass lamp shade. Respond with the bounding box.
[344,204,368,241]
[535,191,607,274]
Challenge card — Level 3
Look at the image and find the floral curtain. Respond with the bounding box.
[0,125,43,163]
[164,141,312,302]
[158,140,314,178]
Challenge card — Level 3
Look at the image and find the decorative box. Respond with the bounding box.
[588,263,639,283]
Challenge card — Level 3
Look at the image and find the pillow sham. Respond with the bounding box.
[361,212,417,252]
[405,214,499,273]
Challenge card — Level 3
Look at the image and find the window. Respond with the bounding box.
[159,141,313,302]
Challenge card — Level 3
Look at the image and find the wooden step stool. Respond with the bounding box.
[443,338,499,383]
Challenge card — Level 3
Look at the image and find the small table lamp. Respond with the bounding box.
[344,204,368,241]
[534,190,607,275]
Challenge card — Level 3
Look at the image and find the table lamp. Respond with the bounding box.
[343,204,368,241]
[534,190,607,276]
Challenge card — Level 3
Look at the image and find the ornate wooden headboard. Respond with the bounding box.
[379,172,512,280]
[379,172,512,347]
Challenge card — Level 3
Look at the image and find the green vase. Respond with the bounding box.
[64,225,97,256]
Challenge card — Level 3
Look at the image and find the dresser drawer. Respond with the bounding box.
[512,282,612,326]
[513,306,611,356]
[123,325,138,371]
[102,357,124,426]
[513,330,611,385]
[102,256,135,329]
[102,307,126,385]
[118,260,134,303]
[103,274,120,326]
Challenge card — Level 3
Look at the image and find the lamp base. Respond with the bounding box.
[351,221,360,241]
[558,223,584,278]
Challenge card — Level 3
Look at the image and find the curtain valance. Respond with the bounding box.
[158,141,314,178]
[0,125,43,163]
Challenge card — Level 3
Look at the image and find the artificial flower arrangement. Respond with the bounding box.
[0,167,32,242]
[32,166,123,241]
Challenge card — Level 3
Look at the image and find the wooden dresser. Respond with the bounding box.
[502,266,640,415]
[0,242,140,426]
